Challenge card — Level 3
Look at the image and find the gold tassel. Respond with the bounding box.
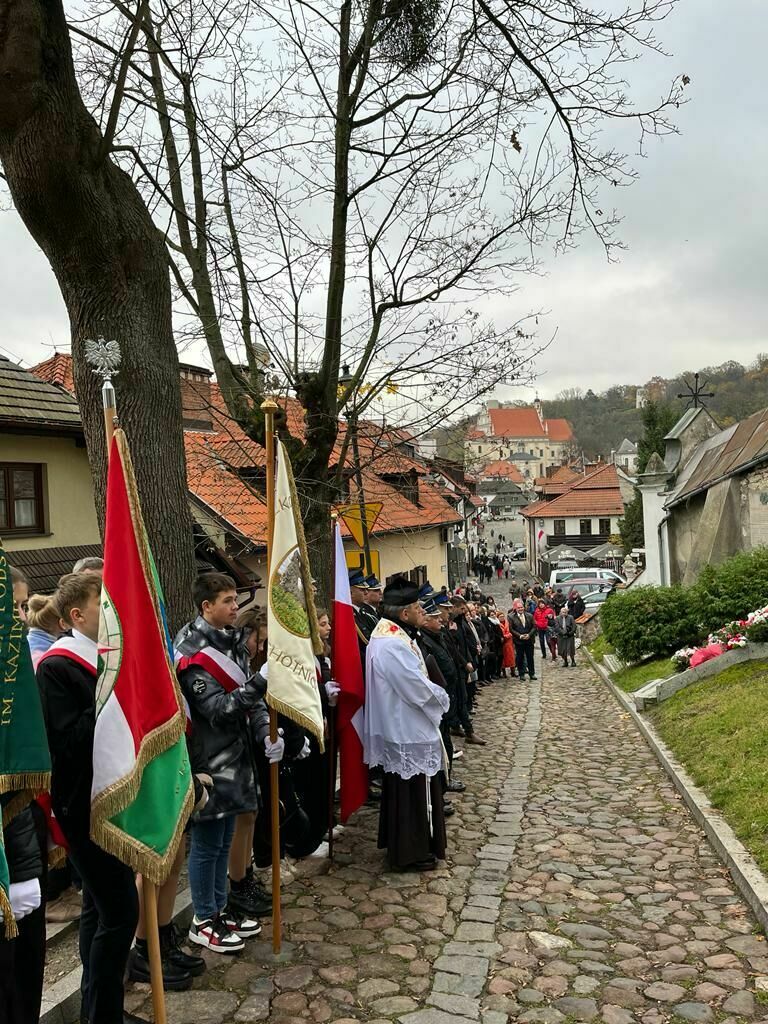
[0,887,17,940]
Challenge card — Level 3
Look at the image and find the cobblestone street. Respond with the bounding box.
[127,653,767,1024]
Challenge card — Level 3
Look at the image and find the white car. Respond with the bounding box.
[549,567,625,588]
[582,588,613,611]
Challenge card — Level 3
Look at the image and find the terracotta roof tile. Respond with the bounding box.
[26,353,461,541]
[488,407,544,437]
[545,417,575,442]
[30,352,76,394]
[185,432,268,545]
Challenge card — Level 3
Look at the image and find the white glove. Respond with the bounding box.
[325,680,341,706]
[297,737,312,760]
[264,728,285,764]
[4,879,41,922]
[258,662,269,680]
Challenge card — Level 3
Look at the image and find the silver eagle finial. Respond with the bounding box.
[84,336,122,379]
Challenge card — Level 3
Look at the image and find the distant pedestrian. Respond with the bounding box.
[533,600,555,660]
[567,590,585,619]
[508,599,536,681]
[554,605,577,667]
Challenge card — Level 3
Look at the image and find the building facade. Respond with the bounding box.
[466,399,574,479]
[639,406,768,586]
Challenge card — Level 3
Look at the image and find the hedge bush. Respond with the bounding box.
[599,585,701,663]
[689,548,768,633]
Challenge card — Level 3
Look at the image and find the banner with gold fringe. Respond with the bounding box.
[267,441,325,749]
[90,429,193,884]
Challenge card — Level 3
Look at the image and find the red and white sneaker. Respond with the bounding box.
[221,906,262,939]
[188,915,245,954]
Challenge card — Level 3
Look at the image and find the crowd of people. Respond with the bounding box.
[1,552,583,1024]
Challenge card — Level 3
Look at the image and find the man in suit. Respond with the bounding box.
[508,598,537,681]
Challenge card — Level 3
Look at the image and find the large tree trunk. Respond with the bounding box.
[0,0,196,630]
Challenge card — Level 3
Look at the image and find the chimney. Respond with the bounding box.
[179,363,214,431]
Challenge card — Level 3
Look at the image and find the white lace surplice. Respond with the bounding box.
[363,629,450,780]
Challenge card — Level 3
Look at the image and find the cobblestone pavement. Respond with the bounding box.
[127,654,768,1024]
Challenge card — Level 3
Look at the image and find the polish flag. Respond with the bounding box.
[332,523,368,821]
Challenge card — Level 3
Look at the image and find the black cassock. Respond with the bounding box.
[378,772,446,869]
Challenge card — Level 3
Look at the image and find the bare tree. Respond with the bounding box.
[0,0,196,628]
[3,0,685,594]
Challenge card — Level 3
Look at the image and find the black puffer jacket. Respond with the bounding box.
[176,617,270,821]
[1,796,45,884]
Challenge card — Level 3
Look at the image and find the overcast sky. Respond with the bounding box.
[1,0,765,407]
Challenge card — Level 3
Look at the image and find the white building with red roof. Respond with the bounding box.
[466,398,575,479]
[520,462,626,573]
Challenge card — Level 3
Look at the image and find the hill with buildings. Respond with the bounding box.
[538,355,768,460]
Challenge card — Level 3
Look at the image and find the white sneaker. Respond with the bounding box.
[188,914,244,954]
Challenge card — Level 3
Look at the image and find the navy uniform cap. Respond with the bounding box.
[421,596,440,616]
[348,569,369,589]
[432,592,450,607]
[418,581,434,600]
[365,575,382,590]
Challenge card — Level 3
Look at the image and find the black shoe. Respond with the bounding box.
[444,804,455,818]
[243,870,273,916]
[447,779,466,793]
[398,857,437,873]
[162,922,206,977]
[128,944,192,992]
[229,875,271,918]
[529,675,537,680]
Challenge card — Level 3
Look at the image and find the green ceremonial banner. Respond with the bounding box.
[0,536,52,935]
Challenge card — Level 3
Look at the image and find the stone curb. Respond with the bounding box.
[40,887,194,1024]
[585,649,768,938]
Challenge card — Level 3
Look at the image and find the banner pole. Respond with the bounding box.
[85,337,168,1023]
[261,399,281,954]
[143,878,167,1024]
[327,515,339,862]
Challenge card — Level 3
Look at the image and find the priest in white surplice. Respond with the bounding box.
[363,577,450,872]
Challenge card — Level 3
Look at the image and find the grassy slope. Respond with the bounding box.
[613,657,676,693]
[650,660,768,874]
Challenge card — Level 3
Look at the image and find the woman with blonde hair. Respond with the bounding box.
[26,593,63,668]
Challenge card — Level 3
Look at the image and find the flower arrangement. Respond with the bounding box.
[671,646,698,671]
[706,621,748,650]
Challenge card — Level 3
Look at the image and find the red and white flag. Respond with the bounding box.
[332,523,368,821]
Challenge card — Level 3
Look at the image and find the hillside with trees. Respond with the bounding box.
[542,355,768,459]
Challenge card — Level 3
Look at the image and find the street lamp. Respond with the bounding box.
[339,364,374,576]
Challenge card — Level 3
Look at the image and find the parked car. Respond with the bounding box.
[556,579,614,600]
[511,547,526,560]
[549,566,625,587]
[582,588,614,611]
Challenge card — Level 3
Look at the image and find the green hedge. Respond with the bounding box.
[599,547,768,662]
[599,585,701,663]
[689,548,768,633]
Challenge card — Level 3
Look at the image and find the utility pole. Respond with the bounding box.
[347,406,374,576]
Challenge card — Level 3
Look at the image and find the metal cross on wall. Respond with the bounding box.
[677,372,714,410]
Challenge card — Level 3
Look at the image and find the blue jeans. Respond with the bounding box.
[188,815,236,920]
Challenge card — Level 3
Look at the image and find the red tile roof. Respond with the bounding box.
[185,432,268,544]
[481,406,574,442]
[28,353,462,543]
[488,407,544,437]
[30,352,76,394]
[479,460,525,483]
[545,418,575,442]
[521,461,623,518]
